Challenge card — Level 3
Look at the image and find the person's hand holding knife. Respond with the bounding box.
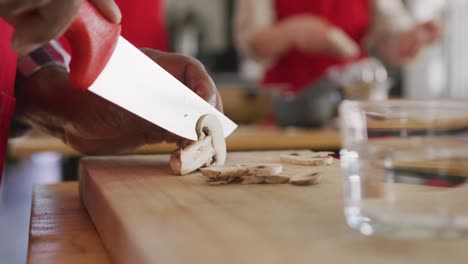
[3,0,224,154]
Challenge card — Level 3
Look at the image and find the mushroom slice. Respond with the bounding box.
[240,175,289,185]
[264,175,290,184]
[170,136,216,175]
[200,165,249,180]
[207,179,235,185]
[238,163,283,177]
[170,114,227,176]
[289,172,321,186]
[241,175,265,185]
[200,163,286,185]
[196,115,227,166]
[280,152,334,166]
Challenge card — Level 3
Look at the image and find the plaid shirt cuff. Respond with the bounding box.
[16,41,70,88]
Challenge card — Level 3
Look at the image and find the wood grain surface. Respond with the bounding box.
[79,151,468,264]
[367,117,468,132]
[9,126,341,158]
[28,183,111,264]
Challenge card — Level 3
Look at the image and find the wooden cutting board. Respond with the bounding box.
[79,151,468,264]
[28,183,111,264]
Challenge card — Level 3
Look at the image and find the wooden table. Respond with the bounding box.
[9,126,341,158]
[28,152,468,264]
[28,183,111,264]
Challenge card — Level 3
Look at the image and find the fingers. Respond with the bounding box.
[327,28,360,58]
[398,20,443,62]
[288,16,360,59]
[0,0,50,17]
[399,33,422,59]
[141,49,222,111]
[139,48,223,146]
[89,0,121,23]
[7,0,81,55]
[185,60,223,111]
[4,0,121,55]
[418,20,443,44]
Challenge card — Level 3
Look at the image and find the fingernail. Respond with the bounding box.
[109,1,122,23]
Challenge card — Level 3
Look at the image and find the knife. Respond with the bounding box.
[64,1,237,141]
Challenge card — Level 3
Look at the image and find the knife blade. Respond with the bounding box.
[65,1,237,141]
[89,37,237,141]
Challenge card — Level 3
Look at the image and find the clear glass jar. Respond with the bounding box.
[340,100,468,239]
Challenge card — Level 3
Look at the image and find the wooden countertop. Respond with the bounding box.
[28,183,111,264]
[29,152,468,264]
[9,126,341,158]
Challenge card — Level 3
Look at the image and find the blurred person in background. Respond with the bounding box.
[234,0,442,127]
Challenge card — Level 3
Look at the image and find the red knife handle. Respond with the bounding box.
[65,1,121,90]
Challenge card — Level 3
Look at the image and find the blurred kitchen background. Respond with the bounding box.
[166,0,468,100]
[167,0,241,77]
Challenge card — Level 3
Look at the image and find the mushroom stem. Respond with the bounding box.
[170,136,216,175]
[170,114,228,176]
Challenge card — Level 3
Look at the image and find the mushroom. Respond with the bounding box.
[199,165,249,180]
[238,163,283,177]
[289,172,321,186]
[280,152,334,166]
[200,163,286,185]
[170,114,227,175]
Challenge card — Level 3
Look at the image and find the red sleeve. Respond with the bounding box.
[0,19,17,177]
[0,19,17,96]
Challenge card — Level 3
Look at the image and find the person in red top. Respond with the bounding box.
[235,0,441,126]
[0,0,222,175]
[236,0,442,94]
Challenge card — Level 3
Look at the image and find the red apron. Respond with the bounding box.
[262,0,371,94]
[61,0,169,52]
[0,19,17,177]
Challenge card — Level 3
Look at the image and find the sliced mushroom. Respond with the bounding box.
[280,152,334,166]
[200,163,285,185]
[199,165,249,180]
[289,172,321,186]
[196,115,226,166]
[239,163,283,177]
[241,175,266,185]
[241,175,290,185]
[170,136,216,175]
[264,175,290,184]
[206,177,241,185]
[170,114,227,175]
[207,180,233,185]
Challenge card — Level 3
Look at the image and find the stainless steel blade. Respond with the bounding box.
[88,37,237,141]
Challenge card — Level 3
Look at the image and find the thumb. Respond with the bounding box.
[89,0,121,23]
[327,28,360,58]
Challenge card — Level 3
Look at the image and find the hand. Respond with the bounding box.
[0,0,121,55]
[16,50,223,155]
[378,20,443,66]
[399,20,442,60]
[281,15,360,58]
